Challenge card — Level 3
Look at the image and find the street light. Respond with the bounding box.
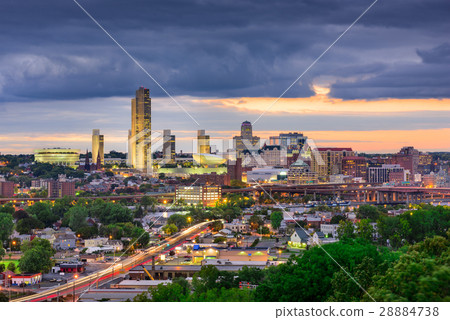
[73,274,78,302]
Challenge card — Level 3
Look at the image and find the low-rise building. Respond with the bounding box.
[59,262,85,273]
[84,237,109,248]
[320,224,340,238]
[10,273,42,286]
[51,232,77,250]
[175,185,221,207]
[224,220,249,233]
[289,228,310,248]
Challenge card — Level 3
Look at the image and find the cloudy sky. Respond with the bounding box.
[0,0,449,154]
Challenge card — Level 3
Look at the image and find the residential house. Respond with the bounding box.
[52,233,77,250]
[289,228,310,248]
[84,237,109,248]
[320,224,340,238]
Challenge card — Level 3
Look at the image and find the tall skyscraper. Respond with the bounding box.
[128,87,152,171]
[163,129,176,163]
[269,132,307,155]
[233,121,260,158]
[310,147,355,181]
[197,129,211,154]
[92,129,104,166]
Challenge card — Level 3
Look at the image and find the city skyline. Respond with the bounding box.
[0,0,449,154]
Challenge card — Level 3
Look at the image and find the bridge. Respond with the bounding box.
[223,183,450,205]
[0,192,175,205]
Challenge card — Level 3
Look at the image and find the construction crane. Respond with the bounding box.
[140,265,155,280]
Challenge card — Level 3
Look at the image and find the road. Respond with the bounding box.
[12,221,212,302]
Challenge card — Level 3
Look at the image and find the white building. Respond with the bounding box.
[320,224,340,238]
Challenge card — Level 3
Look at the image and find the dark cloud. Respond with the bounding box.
[417,43,450,64]
[0,0,449,102]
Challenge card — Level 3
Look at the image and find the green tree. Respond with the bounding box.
[66,206,89,232]
[0,204,15,215]
[270,211,283,230]
[19,238,55,273]
[238,266,265,284]
[355,219,374,242]
[213,236,227,243]
[255,240,392,302]
[0,245,5,260]
[330,215,347,224]
[28,202,58,227]
[141,196,157,211]
[0,212,14,242]
[132,227,150,248]
[134,278,191,302]
[249,215,264,231]
[0,292,8,302]
[356,205,380,221]
[12,209,29,221]
[16,217,45,234]
[366,236,450,301]
[52,196,74,218]
[134,205,144,219]
[167,214,187,229]
[77,226,98,239]
[162,224,178,235]
[210,220,223,232]
[7,261,16,272]
[336,220,355,240]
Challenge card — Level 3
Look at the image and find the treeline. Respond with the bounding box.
[135,234,449,302]
[1,196,149,247]
[134,206,450,302]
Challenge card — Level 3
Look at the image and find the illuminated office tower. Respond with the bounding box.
[129,87,152,171]
[233,121,260,158]
[163,129,176,163]
[310,147,355,181]
[197,129,211,154]
[92,129,104,166]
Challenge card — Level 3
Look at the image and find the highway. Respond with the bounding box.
[12,221,212,302]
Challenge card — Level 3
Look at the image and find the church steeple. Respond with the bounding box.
[84,149,91,171]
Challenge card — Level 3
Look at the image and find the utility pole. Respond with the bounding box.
[73,274,78,302]
[8,275,11,301]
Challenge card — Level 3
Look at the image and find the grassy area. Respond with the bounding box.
[0,259,20,273]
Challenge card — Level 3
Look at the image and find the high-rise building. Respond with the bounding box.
[163,129,176,163]
[269,132,307,155]
[242,144,287,167]
[392,146,419,178]
[47,175,75,198]
[197,130,211,154]
[92,129,104,166]
[0,180,14,198]
[227,158,243,182]
[367,164,404,184]
[128,87,152,171]
[342,156,368,179]
[233,121,260,158]
[310,147,355,181]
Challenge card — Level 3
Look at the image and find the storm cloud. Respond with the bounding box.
[0,0,449,101]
